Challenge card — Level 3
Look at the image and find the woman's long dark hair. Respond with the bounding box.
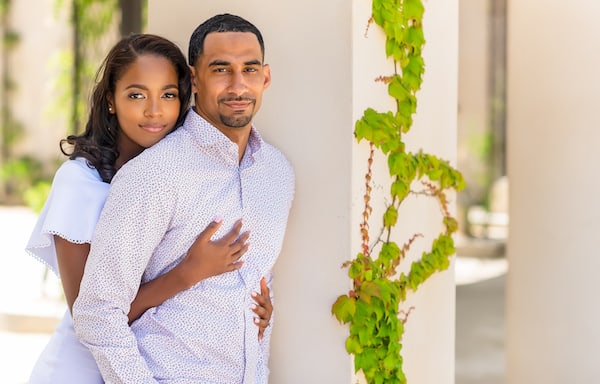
[60,34,192,183]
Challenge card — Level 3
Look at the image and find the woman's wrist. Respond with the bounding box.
[171,258,197,290]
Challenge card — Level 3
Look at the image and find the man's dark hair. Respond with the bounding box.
[188,13,265,66]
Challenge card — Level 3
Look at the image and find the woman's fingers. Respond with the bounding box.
[196,217,223,242]
[220,219,243,244]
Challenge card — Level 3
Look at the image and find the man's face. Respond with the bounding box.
[191,31,271,134]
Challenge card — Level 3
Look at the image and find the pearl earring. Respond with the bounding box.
[109,107,113,112]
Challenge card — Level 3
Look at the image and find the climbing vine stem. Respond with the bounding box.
[331,1,465,383]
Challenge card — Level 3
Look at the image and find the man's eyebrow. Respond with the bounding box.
[208,59,263,67]
[208,60,230,67]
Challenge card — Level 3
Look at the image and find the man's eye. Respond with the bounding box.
[245,67,258,73]
[215,67,229,73]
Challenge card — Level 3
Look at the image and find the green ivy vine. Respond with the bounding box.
[331,1,465,383]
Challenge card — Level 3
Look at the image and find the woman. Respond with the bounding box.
[26,34,272,383]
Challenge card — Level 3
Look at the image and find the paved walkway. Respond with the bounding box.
[0,205,507,383]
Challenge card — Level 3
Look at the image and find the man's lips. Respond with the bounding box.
[220,97,255,110]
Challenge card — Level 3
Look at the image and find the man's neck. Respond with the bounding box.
[192,107,251,163]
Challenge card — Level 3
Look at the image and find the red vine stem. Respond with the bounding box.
[360,142,375,257]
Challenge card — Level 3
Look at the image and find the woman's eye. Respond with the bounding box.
[128,92,145,100]
[163,92,178,99]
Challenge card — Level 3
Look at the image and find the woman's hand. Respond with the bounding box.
[127,218,249,323]
[252,277,273,341]
[179,218,250,286]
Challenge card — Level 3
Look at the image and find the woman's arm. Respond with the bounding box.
[55,218,250,323]
[54,237,89,311]
[127,218,249,322]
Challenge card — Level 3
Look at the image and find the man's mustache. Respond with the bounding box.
[218,95,256,103]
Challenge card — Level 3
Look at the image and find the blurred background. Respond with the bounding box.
[0,1,508,383]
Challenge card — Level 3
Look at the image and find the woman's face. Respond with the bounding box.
[109,54,181,155]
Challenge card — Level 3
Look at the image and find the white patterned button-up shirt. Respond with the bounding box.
[72,110,295,384]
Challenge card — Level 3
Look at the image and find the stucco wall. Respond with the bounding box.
[9,0,70,166]
[506,0,600,382]
[148,1,458,382]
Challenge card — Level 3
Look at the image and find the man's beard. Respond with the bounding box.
[218,96,256,128]
[220,113,253,128]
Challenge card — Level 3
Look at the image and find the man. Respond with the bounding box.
[73,14,295,383]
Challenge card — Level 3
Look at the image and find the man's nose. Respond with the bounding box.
[228,71,247,94]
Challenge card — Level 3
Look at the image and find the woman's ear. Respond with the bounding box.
[107,95,115,114]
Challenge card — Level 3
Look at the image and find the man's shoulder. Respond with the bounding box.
[260,141,294,176]
[128,129,190,166]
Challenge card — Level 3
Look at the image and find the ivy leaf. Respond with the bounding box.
[444,216,458,233]
[388,76,410,102]
[359,281,382,304]
[383,205,398,228]
[332,295,356,323]
[390,179,409,201]
[404,0,425,19]
[346,335,364,354]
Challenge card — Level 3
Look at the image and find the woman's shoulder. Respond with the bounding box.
[54,158,103,184]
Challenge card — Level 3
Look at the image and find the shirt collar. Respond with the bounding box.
[183,108,264,158]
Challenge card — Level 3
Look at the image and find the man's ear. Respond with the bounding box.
[189,65,199,94]
[262,64,271,90]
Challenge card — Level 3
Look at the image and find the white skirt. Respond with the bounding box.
[29,310,103,384]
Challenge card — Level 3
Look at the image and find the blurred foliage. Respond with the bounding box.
[0,156,47,206]
[1,0,145,208]
[55,0,120,135]
[24,180,52,213]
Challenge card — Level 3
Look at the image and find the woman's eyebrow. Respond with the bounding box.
[123,84,179,90]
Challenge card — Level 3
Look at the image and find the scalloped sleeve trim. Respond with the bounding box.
[25,158,110,278]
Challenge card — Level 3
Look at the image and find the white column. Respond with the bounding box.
[148,1,458,382]
[506,1,600,382]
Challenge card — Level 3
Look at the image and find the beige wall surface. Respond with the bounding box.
[5,1,121,180]
[149,1,458,382]
[10,0,70,165]
[457,0,491,205]
[506,0,600,382]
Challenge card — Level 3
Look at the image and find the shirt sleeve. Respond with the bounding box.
[25,159,109,277]
[72,157,175,383]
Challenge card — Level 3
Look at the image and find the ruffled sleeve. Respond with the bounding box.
[25,158,110,278]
